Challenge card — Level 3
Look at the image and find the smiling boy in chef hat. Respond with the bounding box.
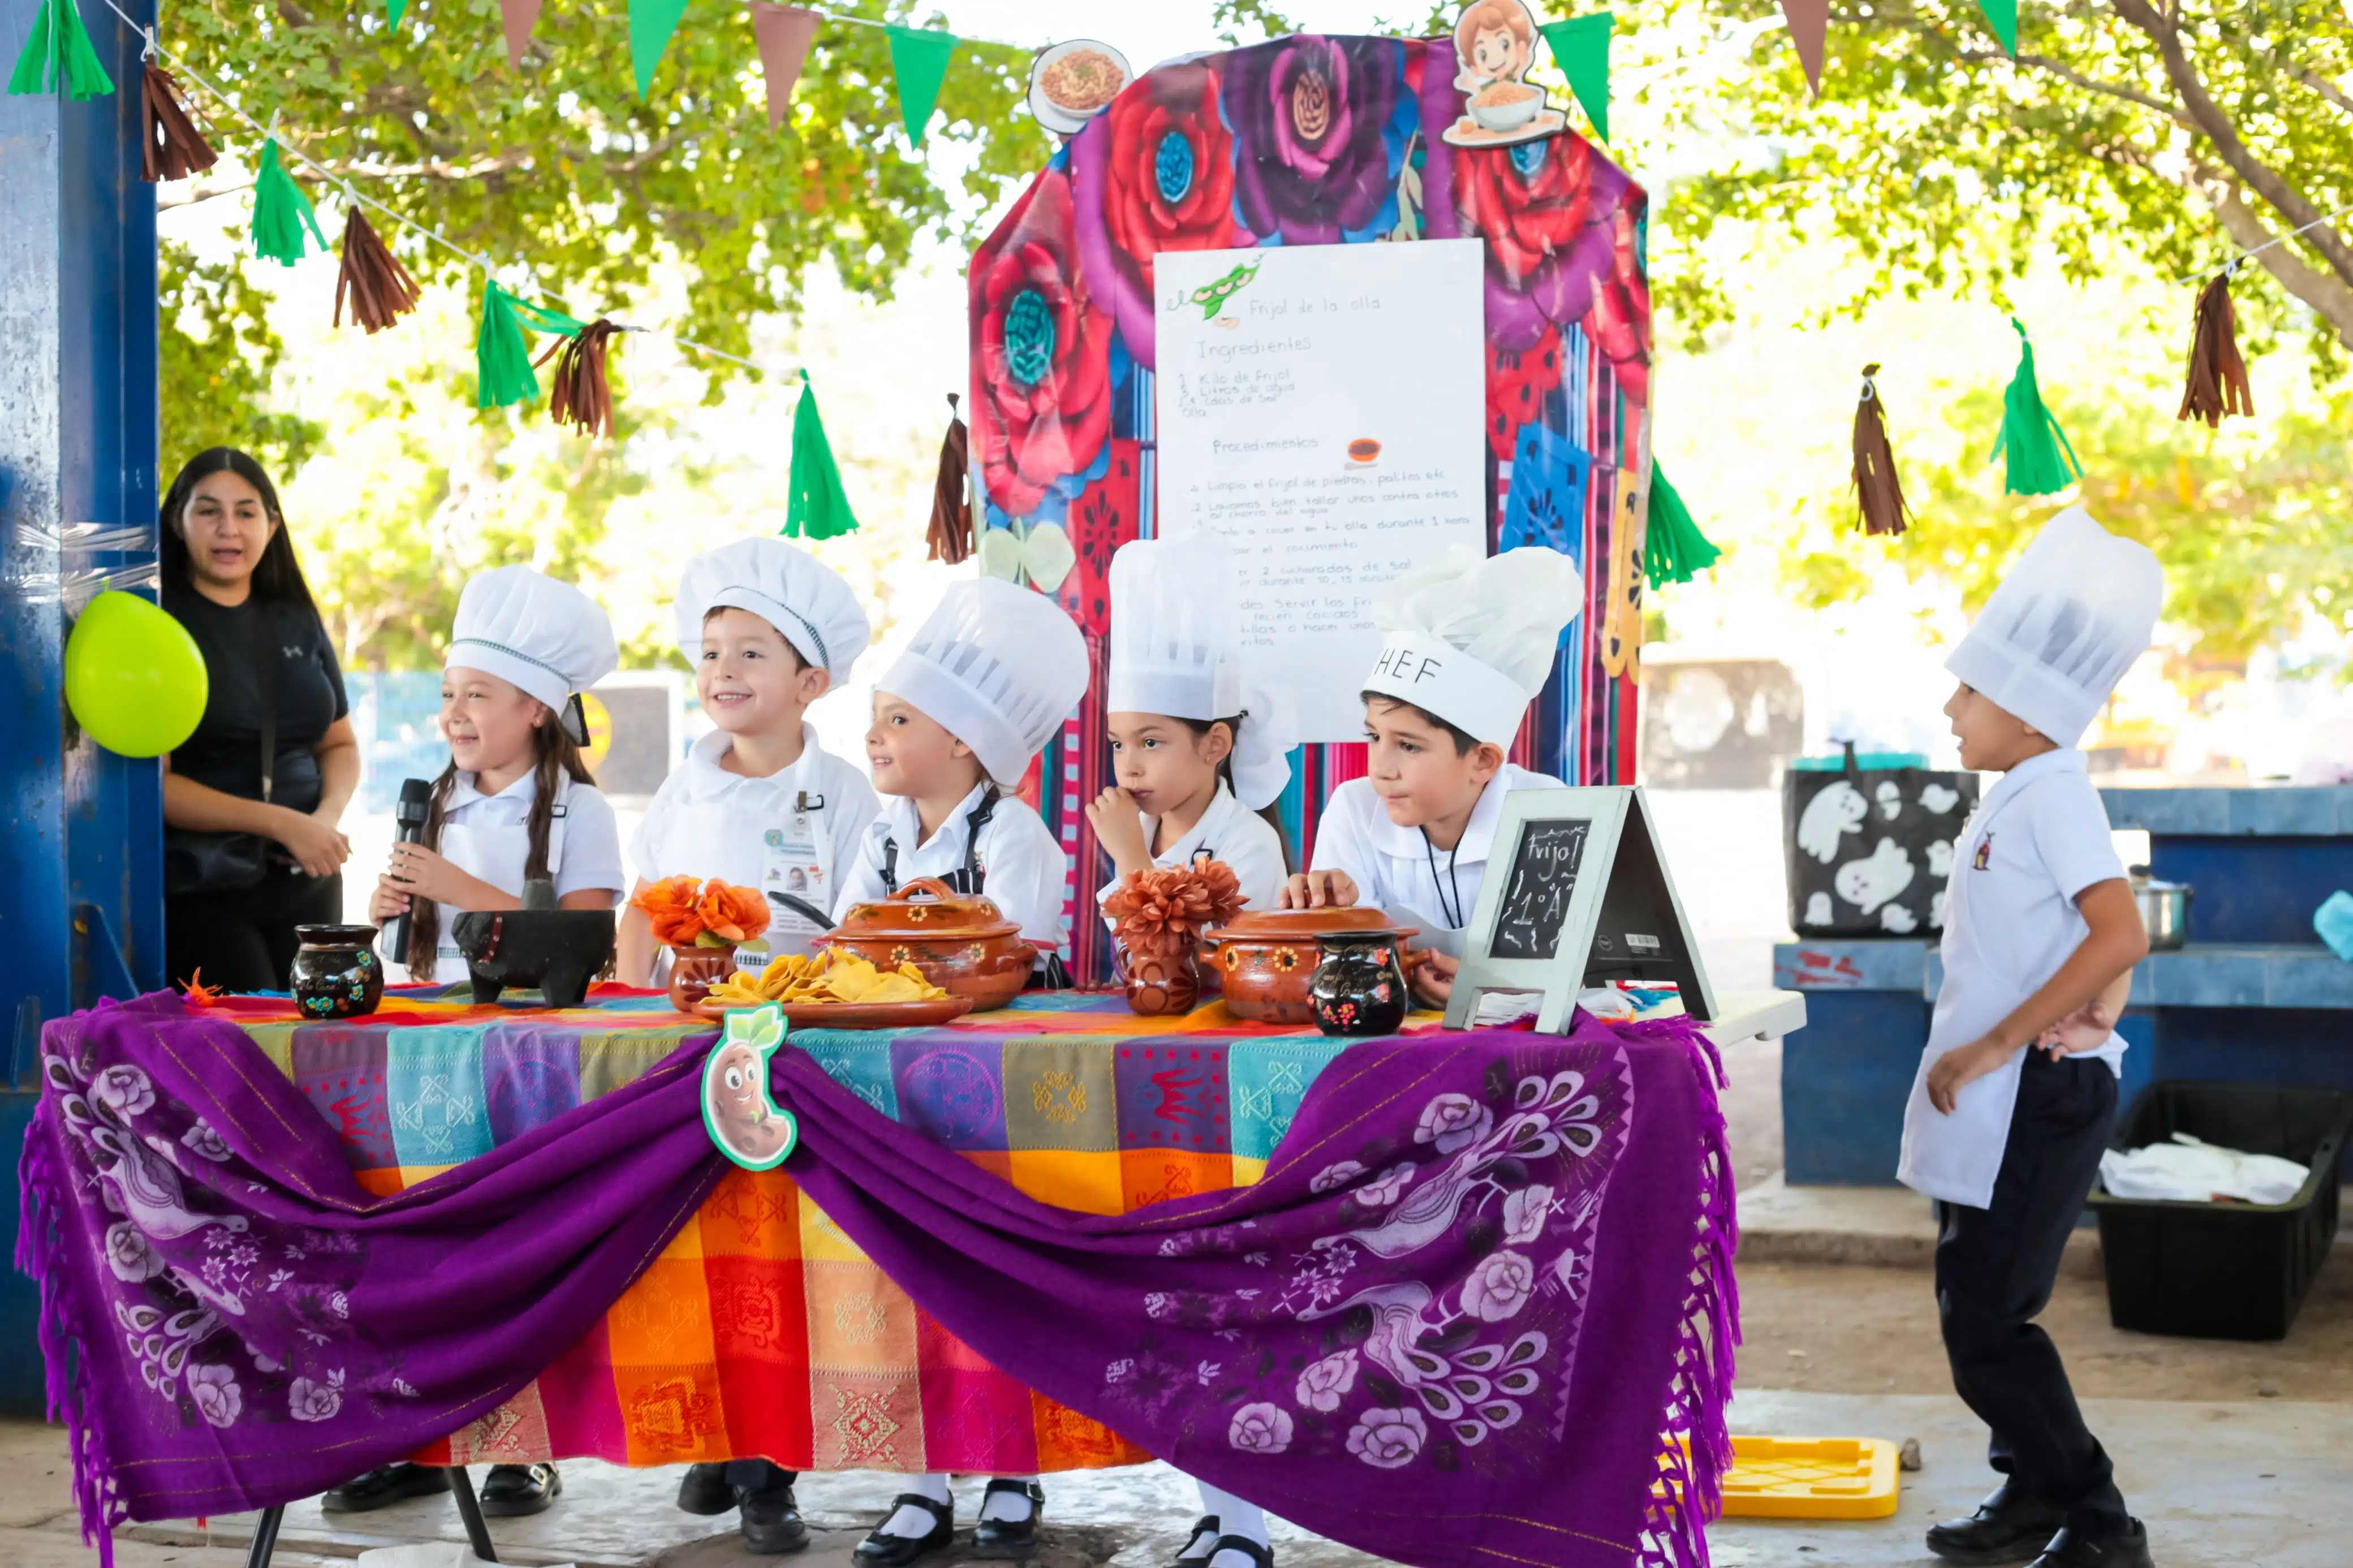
[1281,544,1583,1005]
[1899,506,2161,1568]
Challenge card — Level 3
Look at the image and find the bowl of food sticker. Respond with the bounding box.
[1027,40,1130,135]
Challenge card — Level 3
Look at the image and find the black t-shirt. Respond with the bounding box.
[163,580,350,815]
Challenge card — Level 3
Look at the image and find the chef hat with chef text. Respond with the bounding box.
[675,537,871,681]
[1361,546,1585,746]
[1945,506,2164,749]
[447,565,618,719]
[878,577,1091,787]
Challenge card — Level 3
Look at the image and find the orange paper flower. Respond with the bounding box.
[1104,861,1246,960]
[182,969,225,1008]
[630,875,770,949]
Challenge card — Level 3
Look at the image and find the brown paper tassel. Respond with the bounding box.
[2177,270,2253,427]
[333,206,421,334]
[926,392,973,564]
[140,63,219,184]
[1851,362,1911,537]
[541,319,620,438]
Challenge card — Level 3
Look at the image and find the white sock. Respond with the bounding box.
[1195,1483,1268,1548]
[979,1476,1040,1523]
[878,1473,955,1539]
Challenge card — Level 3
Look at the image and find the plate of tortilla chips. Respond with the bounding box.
[695,949,976,1029]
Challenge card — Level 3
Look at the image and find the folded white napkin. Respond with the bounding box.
[2098,1132,2308,1206]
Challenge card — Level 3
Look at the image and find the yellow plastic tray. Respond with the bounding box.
[1656,1435,1902,1520]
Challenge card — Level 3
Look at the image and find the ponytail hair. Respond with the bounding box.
[1179,714,1294,874]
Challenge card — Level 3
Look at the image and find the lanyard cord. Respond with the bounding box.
[1421,828,1465,928]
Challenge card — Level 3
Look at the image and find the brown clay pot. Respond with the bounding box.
[667,945,738,1012]
[825,876,1039,1012]
[1203,907,1419,1025]
[1121,943,1202,1016]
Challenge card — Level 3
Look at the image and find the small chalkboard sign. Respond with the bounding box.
[1445,786,1714,1033]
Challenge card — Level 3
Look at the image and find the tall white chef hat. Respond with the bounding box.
[1360,546,1585,746]
[674,537,872,680]
[878,577,1091,786]
[1106,538,1296,809]
[1945,506,2164,749]
[446,565,618,728]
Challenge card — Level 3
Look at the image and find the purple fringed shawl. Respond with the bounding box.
[20,994,1736,1568]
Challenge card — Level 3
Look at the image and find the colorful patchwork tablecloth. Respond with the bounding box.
[207,987,1430,1472]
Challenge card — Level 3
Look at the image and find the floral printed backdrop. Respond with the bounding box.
[969,33,1652,984]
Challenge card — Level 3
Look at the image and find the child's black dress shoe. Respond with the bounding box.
[1926,1483,2066,1564]
[856,1493,955,1565]
[676,1461,733,1515]
[972,1478,1047,1560]
[2028,1519,2154,1568]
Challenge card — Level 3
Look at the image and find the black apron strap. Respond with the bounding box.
[880,786,1002,896]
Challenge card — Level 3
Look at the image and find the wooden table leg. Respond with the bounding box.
[242,1504,284,1568]
[446,1467,499,1562]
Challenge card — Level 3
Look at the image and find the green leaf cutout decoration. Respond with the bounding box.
[1990,317,2082,497]
[1540,14,1614,144]
[7,0,113,100]
[250,140,326,266]
[885,23,956,148]
[1644,461,1722,588]
[785,371,859,539]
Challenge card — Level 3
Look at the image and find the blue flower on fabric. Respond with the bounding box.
[1155,128,1196,203]
[1002,288,1057,388]
[701,1003,797,1172]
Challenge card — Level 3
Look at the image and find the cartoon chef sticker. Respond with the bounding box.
[1442,0,1568,148]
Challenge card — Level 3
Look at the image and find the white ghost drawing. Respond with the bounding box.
[1875,780,1903,820]
[1930,891,1949,928]
[1798,782,1868,864]
[1881,902,1919,934]
[1834,839,1916,915]
[1920,784,1962,815]
[1804,892,1834,927]
[1928,840,1954,878]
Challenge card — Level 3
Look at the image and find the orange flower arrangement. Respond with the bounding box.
[181,969,225,1008]
[1102,861,1246,960]
[630,875,771,949]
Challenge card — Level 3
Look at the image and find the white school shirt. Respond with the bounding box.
[1095,783,1290,924]
[423,769,625,984]
[631,725,880,960]
[1308,764,1563,957]
[838,783,1071,957]
[1898,748,2129,1208]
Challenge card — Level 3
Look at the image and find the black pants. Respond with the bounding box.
[165,868,344,992]
[1936,1049,2129,1534]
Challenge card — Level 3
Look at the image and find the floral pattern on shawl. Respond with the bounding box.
[1226,35,1405,245]
[969,168,1114,519]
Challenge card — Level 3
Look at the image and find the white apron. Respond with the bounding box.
[654,787,845,969]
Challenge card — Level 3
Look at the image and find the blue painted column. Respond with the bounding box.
[1,0,161,1414]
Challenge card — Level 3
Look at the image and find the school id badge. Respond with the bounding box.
[761,811,831,954]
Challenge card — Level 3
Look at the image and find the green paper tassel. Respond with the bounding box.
[8,0,115,102]
[1644,461,1721,588]
[1539,14,1614,143]
[885,23,957,148]
[249,139,326,266]
[1990,317,2081,496]
[785,372,859,539]
[475,279,584,409]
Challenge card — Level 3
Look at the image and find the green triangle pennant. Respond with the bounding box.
[1540,13,1615,144]
[250,140,326,266]
[1989,317,2082,496]
[1973,0,2017,55]
[785,372,859,539]
[885,23,956,147]
[1644,461,1721,588]
[7,0,115,102]
[630,0,691,100]
[386,0,407,28]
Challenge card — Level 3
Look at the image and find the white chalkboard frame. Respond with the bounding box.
[1443,785,1717,1033]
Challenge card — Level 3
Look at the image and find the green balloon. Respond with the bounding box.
[64,590,210,758]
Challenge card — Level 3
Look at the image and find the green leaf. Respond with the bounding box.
[629,0,691,100]
[885,23,956,148]
[251,140,327,267]
[7,0,114,102]
[783,372,859,539]
[1644,461,1721,588]
[1539,13,1613,144]
[1989,318,2082,498]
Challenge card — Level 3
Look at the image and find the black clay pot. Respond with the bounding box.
[451,909,616,1008]
[1309,931,1411,1038]
[290,924,385,1018]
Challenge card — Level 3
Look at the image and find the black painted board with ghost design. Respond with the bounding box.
[1783,748,1980,938]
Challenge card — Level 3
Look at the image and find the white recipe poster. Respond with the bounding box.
[1155,239,1488,742]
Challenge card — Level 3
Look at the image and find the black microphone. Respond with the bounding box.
[387,778,433,969]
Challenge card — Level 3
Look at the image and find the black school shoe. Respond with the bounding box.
[855,1492,955,1566]
[739,1478,810,1555]
[321,1463,452,1513]
[678,1461,734,1515]
[478,1462,561,1517]
[971,1478,1047,1560]
[1174,1515,1222,1564]
[2028,1520,2154,1568]
[1927,1483,2068,1565]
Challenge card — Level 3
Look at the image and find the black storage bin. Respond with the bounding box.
[2091,1081,2353,1341]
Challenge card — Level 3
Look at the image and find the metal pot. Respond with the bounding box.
[2129,868,2191,951]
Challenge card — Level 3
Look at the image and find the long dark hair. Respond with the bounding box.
[160,447,319,614]
[1179,714,1294,872]
[407,719,601,977]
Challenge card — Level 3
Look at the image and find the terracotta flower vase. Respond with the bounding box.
[1121,941,1202,1017]
[668,945,738,1012]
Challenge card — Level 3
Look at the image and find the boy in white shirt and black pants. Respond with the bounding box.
[1900,508,2161,1568]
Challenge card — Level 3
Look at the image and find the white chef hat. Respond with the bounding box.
[446,565,618,719]
[1361,546,1585,746]
[878,577,1091,785]
[674,537,871,680]
[1228,671,1298,810]
[1945,506,2163,749]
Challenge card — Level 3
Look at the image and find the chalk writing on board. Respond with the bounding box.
[1488,820,1591,962]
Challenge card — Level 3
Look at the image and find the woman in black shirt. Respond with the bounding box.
[160,448,360,991]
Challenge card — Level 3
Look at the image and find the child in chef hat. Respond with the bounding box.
[836,574,1088,1562]
[1087,538,1296,919]
[1282,545,1584,1005]
[1899,506,2160,1568]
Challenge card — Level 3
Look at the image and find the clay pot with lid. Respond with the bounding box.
[824,876,1039,1012]
[1203,906,1418,1025]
